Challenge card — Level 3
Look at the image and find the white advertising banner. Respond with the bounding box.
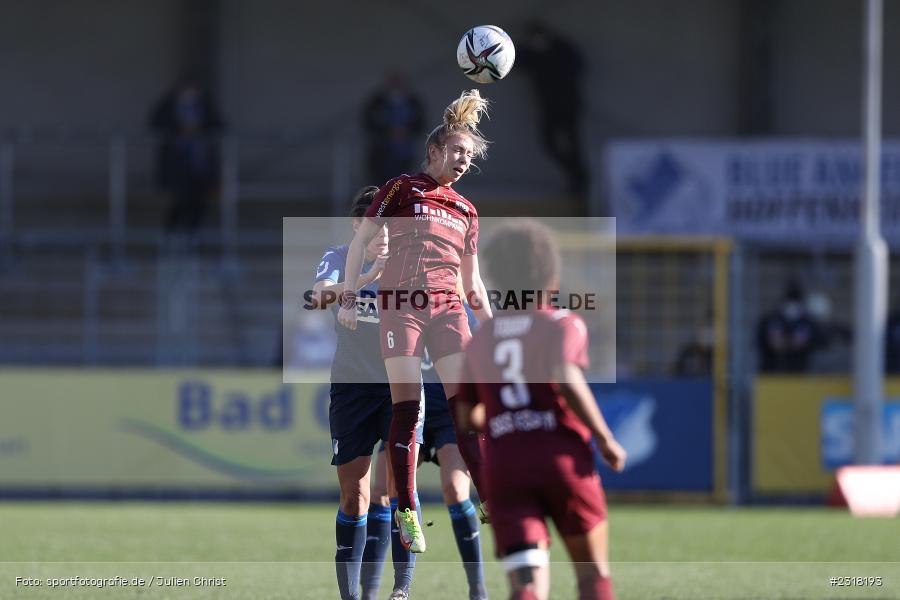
[606,140,900,242]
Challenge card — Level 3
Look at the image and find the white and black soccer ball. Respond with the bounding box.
[457,25,515,84]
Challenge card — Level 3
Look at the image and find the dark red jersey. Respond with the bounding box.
[460,308,594,470]
[365,173,478,291]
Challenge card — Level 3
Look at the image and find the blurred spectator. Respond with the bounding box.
[517,20,589,198]
[149,75,224,236]
[756,282,826,373]
[673,322,713,377]
[886,308,900,374]
[362,71,425,185]
[804,289,852,372]
[288,311,336,369]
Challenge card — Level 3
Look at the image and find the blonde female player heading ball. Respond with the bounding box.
[338,90,494,553]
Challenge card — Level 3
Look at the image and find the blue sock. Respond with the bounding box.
[448,499,486,599]
[390,493,421,592]
[360,504,391,600]
[335,509,367,600]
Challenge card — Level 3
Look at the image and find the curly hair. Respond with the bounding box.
[483,220,561,292]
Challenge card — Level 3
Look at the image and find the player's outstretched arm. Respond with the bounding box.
[337,218,382,330]
[460,253,493,323]
[553,362,627,472]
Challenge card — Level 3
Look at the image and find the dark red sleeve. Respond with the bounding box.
[365,176,407,222]
[464,212,479,255]
[555,314,590,370]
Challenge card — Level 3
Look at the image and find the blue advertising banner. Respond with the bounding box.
[590,379,713,491]
[606,140,900,243]
[820,399,900,469]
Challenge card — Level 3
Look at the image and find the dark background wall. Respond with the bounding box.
[1,0,899,190]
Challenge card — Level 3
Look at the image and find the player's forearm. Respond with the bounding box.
[555,365,615,444]
[466,278,493,322]
[561,382,615,444]
[454,400,484,432]
[342,235,366,294]
[312,281,344,308]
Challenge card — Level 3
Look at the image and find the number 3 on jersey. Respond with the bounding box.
[494,338,530,409]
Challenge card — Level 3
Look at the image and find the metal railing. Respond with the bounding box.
[0,130,360,253]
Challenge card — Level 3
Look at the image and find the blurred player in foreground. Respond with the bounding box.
[456,220,627,600]
[338,90,494,553]
[312,186,423,600]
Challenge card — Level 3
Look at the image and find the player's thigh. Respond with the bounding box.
[490,486,551,558]
[552,473,611,579]
[436,443,471,504]
[550,471,608,541]
[434,352,465,398]
[385,355,423,401]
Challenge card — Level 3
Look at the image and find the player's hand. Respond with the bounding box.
[337,305,358,330]
[598,438,627,472]
[372,254,388,275]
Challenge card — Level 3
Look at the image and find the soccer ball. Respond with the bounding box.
[457,25,515,84]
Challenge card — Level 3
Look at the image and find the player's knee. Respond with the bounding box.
[503,544,548,574]
[339,486,369,516]
[505,553,545,600]
[441,477,468,505]
[441,483,461,505]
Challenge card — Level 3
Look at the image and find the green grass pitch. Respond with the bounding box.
[0,503,898,599]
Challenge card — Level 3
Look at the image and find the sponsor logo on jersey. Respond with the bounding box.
[356,295,379,324]
[413,203,467,233]
[375,180,403,217]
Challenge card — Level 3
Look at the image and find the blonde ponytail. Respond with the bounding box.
[423,89,491,166]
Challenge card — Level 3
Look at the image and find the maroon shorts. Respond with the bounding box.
[486,460,608,556]
[379,290,471,360]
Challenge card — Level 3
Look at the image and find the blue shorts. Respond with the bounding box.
[330,383,424,466]
[420,382,458,465]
